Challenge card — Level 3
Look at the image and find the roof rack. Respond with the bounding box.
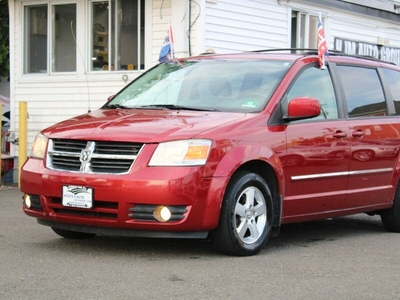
[248,48,393,64]
[249,48,319,53]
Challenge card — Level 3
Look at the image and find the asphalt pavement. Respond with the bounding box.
[1,185,400,300]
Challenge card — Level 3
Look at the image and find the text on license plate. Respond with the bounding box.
[62,185,93,209]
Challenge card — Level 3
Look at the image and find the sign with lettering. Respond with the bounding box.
[334,37,400,66]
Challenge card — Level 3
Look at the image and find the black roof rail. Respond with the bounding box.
[248,48,393,64]
[328,52,394,64]
[249,48,342,54]
[249,48,318,53]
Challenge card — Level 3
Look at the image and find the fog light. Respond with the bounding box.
[23,194,32,208]
[153,206,171,222]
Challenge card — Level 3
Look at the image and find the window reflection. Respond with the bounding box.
[382,68,400,115]
[338,66,387,117]
[25,5,48,73]
[91,0,145,71]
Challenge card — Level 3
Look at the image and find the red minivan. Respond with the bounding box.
[20,50,400,256]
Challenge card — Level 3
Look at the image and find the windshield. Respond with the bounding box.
[104,59,293,113]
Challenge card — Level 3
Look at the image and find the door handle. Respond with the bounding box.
[352,130,365,138]
[333,131,347,139]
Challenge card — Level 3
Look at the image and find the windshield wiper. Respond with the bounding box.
[136,104,189,110]
[105,104,129,109]
[135,104,218,111]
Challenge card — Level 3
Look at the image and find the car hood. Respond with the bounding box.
[42,109,247,143]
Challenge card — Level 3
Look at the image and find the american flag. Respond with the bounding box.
[159,25,175,63]
[318,14,328,69]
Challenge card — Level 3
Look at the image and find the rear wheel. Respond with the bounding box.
[381,184,400,232]
[51,227,97,239]
[212,171,273,256]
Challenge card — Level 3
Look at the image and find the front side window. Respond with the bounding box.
[337,66,387,117]
[24,3,77,74]
[91,0,145,71]
[286,66,338,119]
[104,60,293,113]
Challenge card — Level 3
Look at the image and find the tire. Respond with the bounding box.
[381,184,400,232]
[212,171,273,256]
[51,227,97,239]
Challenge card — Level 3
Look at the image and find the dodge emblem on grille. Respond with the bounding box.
[80,149,92,163]
[80,141,95,164]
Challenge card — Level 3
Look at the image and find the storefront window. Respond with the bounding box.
[91,0,145,71]
[25,5,48,73]
[292,11,324,49]
[24,3,77,74]
[53,4,77,72]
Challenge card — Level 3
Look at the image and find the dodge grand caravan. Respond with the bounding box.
[20,50,400,256]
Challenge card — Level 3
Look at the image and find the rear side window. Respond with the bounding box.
[337,66,387,117]
[381,68,400,115]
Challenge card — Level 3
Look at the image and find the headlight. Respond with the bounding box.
[149,139,212,166]
[30,133,48,159]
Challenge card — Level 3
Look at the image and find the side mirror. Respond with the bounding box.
[284,97,321,121]
[107,95,115,102]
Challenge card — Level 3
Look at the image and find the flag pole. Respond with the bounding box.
[320,13,325,69]
[169,23,175,60]
[318,12,327,70]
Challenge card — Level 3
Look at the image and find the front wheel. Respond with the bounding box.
[51,227,97,239]
[212,171,273,256]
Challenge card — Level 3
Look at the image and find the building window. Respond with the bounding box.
[24,3,77,74]
[91,0,145,71]
[291,11,322,49]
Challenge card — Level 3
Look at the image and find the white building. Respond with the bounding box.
[6,0,400,180]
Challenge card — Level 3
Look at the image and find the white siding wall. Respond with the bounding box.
[203,0,289,53]
[329,8,400,49]
[152,0,172,64]
[151,0,191,62]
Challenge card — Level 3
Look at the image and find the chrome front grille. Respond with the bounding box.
[47,139,144,174]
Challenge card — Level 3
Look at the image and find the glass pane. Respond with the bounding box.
[338,66,387,117]
[299,13,306,48]
[53,4,77,72]
[25,5,48,73]
[112,0,144,71]
[91,0,145,71]
[105,60,293,112]
[382,68,400,114]
[92,1,109,71]
[309,15,318,49]
[287,66,338,119]
[291,12,297,48]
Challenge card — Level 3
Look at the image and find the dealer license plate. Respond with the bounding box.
[62,185,93,209]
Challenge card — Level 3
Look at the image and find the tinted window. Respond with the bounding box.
[337,66,387,117]
[382,68,400,115]
[286,66,338,119]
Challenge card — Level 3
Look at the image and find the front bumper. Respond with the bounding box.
[20,158,227,234]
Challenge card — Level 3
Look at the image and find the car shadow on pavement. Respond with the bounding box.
[265,213,385,251]
[31,213,386,257]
